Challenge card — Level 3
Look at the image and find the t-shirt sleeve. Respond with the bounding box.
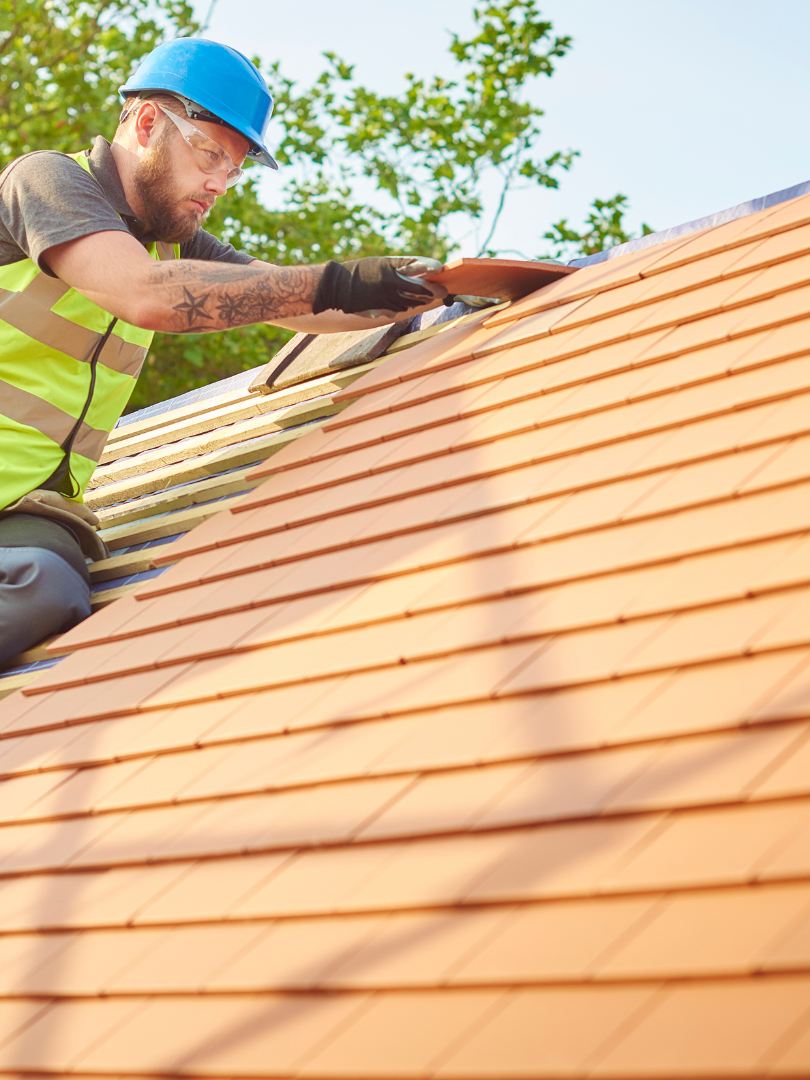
[0,151,131,274]
[179,229,256,263]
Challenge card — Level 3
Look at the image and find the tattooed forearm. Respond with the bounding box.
[148,260,322,333]
[172,287,214,327]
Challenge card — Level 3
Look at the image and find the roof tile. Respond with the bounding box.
[0,863,190,932]
[597,884,810,977]
[103,922,268,992]
[72,995,371,1076]
[319,907,511,988]
[134,853,292,923]
[298,989,505,1076]
[0,998,141,1072]
[758,895,810,969]
[739,191,810,237]
[616,651,810,742]
[451,895,656,981]
[769,1013,810,1072]
[473,744,659,826]
[591,979,810,1075]
[464,816,664,902]
[206,915,384,989]
[435,986,658,1076]
[9,195,810,1077]
[603,800,810,891]
[483,237,691,327]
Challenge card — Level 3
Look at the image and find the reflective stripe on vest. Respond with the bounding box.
[0,149,180,510]
[0,378,108,462]
[0,273,147,377]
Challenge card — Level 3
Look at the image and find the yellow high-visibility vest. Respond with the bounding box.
[0,151,179,509]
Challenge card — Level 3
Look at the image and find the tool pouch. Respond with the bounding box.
[2,489,110,562]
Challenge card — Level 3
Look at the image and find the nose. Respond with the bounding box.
[203,171,227,198]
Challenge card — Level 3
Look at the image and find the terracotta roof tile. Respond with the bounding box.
[597,883,810,977]
[134,853,292,923]
[740,191,810,236]
[8,195,810,1076]
[483,237,692,328]
[473,744,660,826]
[71,995,370,1075]
[451,895,656,981]
[729,222,810,273]
[0,998,142,1071]
[770,1016,810,1072]
[731,281,810,335]
[611,651,810,743]
[105,924,267,993]
[8,928,169,996]
[759,895,810,969]
[435,986,659,1076]
[463,816,664,903]
[591,979,810,1075]
[0,932,78,994]
[641,218,765,275]
[206,915,385,989]
[604,800,810,891]
[299,989,505,1076]
[8,863,195,933]
[758,809,810,881]
[607,724,808,812]
[321,907,511,988]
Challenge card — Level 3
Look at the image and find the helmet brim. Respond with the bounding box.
[248,145,278,171]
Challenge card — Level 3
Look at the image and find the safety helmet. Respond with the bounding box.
[119,38,277,170]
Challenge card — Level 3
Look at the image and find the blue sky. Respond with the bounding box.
[192,0,810,257]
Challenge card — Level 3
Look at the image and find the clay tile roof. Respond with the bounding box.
[4,188,810,1075]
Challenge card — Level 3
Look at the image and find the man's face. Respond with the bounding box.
[132,109,250,243]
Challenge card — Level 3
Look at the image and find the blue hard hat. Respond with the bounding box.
[119,38,277,170]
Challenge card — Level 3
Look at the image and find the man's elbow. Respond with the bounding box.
[122,295,176,334]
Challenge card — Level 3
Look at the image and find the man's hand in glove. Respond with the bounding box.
[313,256,447,318]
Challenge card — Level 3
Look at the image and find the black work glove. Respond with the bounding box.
[313,256,443,317]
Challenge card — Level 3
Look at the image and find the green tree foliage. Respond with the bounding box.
[0,0,197,160]
[0,0,650,411]
[540,193,654,261]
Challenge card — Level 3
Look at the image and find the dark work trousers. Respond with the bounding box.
[0,515,93,664]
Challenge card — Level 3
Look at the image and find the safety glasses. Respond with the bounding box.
[157,104,244,188]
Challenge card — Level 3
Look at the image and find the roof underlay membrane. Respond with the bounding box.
[3,187,810,1076]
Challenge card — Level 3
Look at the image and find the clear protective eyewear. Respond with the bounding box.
[156,104,244,189]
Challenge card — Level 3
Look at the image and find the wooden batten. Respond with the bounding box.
[248,322,406,394]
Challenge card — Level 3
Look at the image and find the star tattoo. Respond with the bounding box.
[172,287,213,327]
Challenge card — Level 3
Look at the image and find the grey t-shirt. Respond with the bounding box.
[0,136,254,562]
[0,135,254,271]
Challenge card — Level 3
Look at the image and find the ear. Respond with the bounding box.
[133,102,161,149]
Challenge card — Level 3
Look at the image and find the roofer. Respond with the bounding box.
[0,37,446,664]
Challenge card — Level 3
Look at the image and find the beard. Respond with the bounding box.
[132,131,212,244]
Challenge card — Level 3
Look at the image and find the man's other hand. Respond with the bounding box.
[313,256,447,317]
